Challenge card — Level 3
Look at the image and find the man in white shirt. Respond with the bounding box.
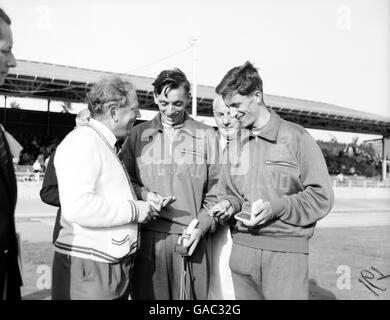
[208,95,239,299]
[52,76,156,300]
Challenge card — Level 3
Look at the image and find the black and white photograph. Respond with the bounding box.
[0,0,389,306]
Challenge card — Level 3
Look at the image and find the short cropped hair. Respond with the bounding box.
[86,76,136,117]
[215,61,263,97]
[152,68,191,97]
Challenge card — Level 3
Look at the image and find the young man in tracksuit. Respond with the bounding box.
[121,68,220,300]
[210,61,334,300]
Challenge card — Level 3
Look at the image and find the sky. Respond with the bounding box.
[0,0,389,143]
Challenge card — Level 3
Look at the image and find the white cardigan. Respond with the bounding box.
[54,119,139,263]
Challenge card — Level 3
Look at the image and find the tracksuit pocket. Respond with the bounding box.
[265,160,297,169]
[181,148,207,160]
[229,243,254,276]
[78,258,95,282]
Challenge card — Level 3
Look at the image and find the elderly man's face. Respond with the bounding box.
[0,22,16,86]
[115,93,141,139]
[154,85,188,125]
[213,95,240,140]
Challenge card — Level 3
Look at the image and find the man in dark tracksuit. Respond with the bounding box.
[40,150,61,244]
[0,123,22,300]
[0,8,22,300]
[210,61,334,300]
[122,68,220,300]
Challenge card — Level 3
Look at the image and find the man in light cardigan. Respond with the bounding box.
[52,76,156,300]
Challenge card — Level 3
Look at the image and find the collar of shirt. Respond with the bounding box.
[1,123,23,159]
[144,112,201,140]
[250,108,282,142]
[89,118,117,149]
[251,128,263,137]
[219,136,229,151]
[162,122,184,131]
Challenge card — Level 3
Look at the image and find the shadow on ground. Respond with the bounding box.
[23,289,51,300]
[309,279,337,300]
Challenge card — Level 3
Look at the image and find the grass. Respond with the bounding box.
[18,226,390,300]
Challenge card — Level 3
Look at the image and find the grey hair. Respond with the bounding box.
[86,76,136,117]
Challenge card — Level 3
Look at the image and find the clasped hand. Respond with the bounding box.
[209,198,276,228]
[146,192,176,212]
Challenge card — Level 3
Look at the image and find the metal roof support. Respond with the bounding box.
[2,60,390,135]
[47,99,51,137]
[382,136,387,182]
[192,35,198,119]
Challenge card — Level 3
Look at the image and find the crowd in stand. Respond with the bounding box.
[319,140,384,178]
[13,133,61,170]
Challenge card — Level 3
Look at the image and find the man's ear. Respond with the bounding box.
[254,91,263,104]
[110,105,119,122]
[185,93,191,107]
[153,94,159,106]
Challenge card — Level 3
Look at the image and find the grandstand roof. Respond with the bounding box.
[1,59,390,136]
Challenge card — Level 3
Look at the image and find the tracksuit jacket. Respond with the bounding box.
[219,109,334,253]
[121,112,220,236]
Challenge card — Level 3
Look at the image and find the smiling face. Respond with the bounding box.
[223,91,262,129]
[0,22,16,85]
[154,85,189,125]
[112,92,140,139]
[213,95,240,140]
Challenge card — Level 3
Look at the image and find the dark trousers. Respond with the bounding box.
[0,250,21,300]
[132,230,210,300]
[51,251,134,300]
[229,243,309,300]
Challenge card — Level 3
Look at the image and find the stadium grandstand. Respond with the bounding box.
[1,60,390,184]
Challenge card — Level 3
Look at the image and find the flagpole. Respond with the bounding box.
[192,34,198,119]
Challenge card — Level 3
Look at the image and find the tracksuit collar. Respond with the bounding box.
[250,108,281,142]
[145,112,199,139]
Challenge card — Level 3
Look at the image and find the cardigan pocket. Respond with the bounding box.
[111,235,130,246]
